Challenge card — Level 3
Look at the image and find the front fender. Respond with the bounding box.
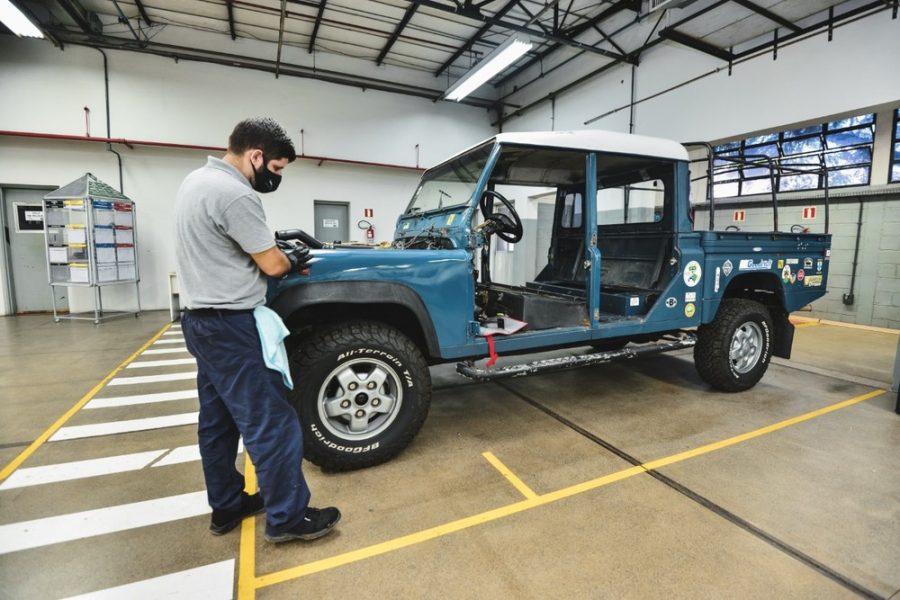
[269,280,441,357]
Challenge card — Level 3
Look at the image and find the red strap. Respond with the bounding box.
[485,334,498,368]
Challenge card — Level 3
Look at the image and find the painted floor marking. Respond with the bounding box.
[64,559,234,600]
[126,358,196,369]
[482,452,537,499]
[152,339,186,345]
[153,441,244,468]
[0,490,209,555]
[108,372,197,386]
[238,456,258,600]
[0,451,166,491]
[249,389,885,592]
[141,347,190,355]
[0,323,172,484]
[161,331,183,336]
[85,390,198,410]
[49,412,199,442]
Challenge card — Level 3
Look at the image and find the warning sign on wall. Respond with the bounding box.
[364,208,374,218]
[733,210,745,223]
[802,206,817,220]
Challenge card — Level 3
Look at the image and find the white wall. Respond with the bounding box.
[500,10,900,142]
[0,36,496,315]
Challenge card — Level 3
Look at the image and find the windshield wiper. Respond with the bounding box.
[437,189,452,210]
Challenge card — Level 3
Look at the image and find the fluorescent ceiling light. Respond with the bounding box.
[444,35,532,102]
[0,0,43,38]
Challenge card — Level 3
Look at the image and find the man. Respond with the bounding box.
[175,117,340,543]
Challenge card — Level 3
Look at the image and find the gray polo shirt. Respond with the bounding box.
[175,157,275,309]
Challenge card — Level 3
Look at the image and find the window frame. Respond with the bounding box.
[712,113,877,199]
[890,108,900,184]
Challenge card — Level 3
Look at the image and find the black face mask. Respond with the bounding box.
[251,155,282,193]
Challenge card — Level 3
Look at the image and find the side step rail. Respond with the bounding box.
[456,333,697,382]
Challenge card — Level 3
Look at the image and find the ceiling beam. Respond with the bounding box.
[308,0,326,53]
[731,0,801,32]
[133,0,153,27]
[408,0,631,68]
[658,28,735,61]
[433,0,518,77]
[376,4,418,66]
[225,0,237,40]
[276,0,286,77]
[54,0,94,34]
[494,0,640,86]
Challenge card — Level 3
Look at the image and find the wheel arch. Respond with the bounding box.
[717,273,793,359]
[270,281,440,360]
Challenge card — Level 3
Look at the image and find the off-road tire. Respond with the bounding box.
[289,321,431,471]
[694,298,773,392]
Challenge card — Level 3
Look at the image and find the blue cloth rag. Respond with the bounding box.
[253,306,294,390]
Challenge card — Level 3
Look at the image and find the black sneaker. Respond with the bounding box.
[210,492,265,535]
[265,507,341,543]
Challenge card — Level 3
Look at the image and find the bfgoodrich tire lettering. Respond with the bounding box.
[289,321,431,471]
[694,298,773,392]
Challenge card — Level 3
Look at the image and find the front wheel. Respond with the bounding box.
[694,298,773,392]
[289,321,431,471]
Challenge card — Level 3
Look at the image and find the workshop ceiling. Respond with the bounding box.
[9,0,884,109]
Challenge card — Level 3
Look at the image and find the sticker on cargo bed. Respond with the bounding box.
[786,258,799,265]
[683,261,702,287]
[804,275,823,287]
[739,258,773,271]
[777,259,784,269]
[714,267,721,293]
[825,249,831,261]
[781,265,792,283]
[797,269,805,282]
[685,292,696,302]
[447,214,456,225]
[684,303,696,318]
[722,260,733,276]
[817,259,823,272]
[665,297,677,308]
[629,297,640,307]
[804,258,813,269]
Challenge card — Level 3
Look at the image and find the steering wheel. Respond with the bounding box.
[479,190,523,244]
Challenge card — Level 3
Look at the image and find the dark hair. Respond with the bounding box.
[228,117,297,162]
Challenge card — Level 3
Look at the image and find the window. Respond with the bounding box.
[891,108,900,184]
[712,113,876,198]
[597,154,671,226]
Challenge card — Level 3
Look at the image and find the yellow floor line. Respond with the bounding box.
[482,452,538,499]
[791,316,900,335]
[237,456,258,600]
[0,322,173,483]
[252,388,885,592]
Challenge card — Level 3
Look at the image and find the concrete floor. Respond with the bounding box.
[0,311,898,599]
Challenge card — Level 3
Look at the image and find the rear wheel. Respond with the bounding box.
[694,298,773,392]
[289,321,431,471]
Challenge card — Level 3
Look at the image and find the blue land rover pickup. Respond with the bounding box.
[269,131,832,470]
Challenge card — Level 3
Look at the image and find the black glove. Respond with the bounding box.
[276,239,311,272]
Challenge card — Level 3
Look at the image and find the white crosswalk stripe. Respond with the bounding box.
[63,560,234,600]
[126,358,196,369]
[152,339,185,345]
[0,491,210,555]
[0,451,166,490]
[141,347,190,355]
[49,413,199,441]
[85,390,198,409]
[108,372,197,386]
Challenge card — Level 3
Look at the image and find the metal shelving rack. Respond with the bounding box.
[43,173,142,324]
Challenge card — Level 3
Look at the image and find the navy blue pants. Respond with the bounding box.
[182,311,311,533]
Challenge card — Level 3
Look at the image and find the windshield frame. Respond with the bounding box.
[403,141,496,216]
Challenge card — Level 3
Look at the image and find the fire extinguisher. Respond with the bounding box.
[358,219,375,244]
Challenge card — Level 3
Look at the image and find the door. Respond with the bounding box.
[314,201,349,244]
[3,188,68,313]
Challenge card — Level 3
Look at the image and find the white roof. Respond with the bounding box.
[495,130,689,161]
[444,130,689,165]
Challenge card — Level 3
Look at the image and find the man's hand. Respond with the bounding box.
[276,239,312,273]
